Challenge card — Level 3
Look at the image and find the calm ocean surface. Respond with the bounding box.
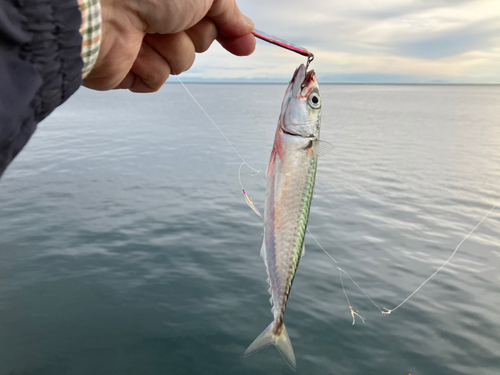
[0,83,499,375]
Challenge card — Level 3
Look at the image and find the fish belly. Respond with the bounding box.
[262,135,317,322]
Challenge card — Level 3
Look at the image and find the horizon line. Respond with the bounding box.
[168,80,500,86]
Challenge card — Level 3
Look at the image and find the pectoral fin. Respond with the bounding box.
[311,140,334,157]
[297,139,334,157]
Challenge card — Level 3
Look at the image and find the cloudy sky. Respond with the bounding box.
[183,0,500,83]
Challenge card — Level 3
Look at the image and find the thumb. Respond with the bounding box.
[208,0,255,37]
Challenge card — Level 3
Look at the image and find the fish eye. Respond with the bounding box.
[308,92,321,109]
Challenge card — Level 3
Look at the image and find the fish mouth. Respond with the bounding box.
[301,70,316,90]
[290,64,316,96]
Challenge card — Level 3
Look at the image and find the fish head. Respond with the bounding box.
[281,64,321,139]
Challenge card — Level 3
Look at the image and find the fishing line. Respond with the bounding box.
[339,268,366,325]
[306,228,338,264]
[173,64,499,324]
[174,77,243,163]
[173,73,264,182]
[382,199,499,315]
[173,72,267,213]
[312,200,499,317]
[307,227,384,317]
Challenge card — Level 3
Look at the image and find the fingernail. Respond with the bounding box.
[244,15,255,30]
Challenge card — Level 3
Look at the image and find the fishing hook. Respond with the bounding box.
[306,53,315,71]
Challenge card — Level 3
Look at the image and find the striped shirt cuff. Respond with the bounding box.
[78,0,102,78]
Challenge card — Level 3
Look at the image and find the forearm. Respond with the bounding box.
[0,0,86,177]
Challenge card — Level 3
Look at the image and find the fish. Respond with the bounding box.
[244,63,331,370]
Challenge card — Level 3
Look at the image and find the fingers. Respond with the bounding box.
[117,28,213,93]
[185,17,218,53]
[206,0,255,56]
[207,0,254,37]
[107,0,256,93]
[145,32,196,75]
[217,33,256,56]
[186,15,254,56]
[120,42,171,92]
[118,31,197,93]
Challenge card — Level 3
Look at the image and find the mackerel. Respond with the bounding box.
[244,64,329,370]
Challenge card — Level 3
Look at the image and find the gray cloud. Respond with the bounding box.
[192,0,500,82]
[389,21,500,59]
[351,0,477,20]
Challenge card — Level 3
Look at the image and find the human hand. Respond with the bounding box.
[83,0,255,92]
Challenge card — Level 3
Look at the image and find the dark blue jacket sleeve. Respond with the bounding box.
[0,0,83,177]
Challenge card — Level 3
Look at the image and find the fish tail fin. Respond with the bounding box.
[244,322,296,371]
